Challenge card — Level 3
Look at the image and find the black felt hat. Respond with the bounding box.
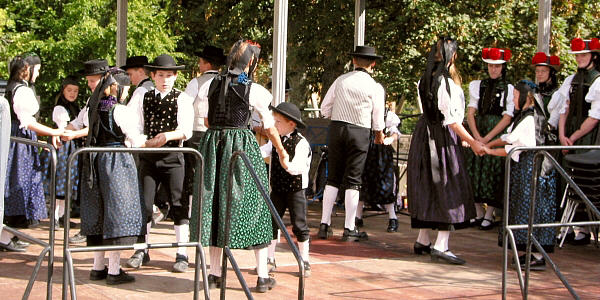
[145,54,185,70]
[195,46,227,66]
[270,102,305,129]
[121,56,149,70]
[349,45,382,59]
[79,59,109,76]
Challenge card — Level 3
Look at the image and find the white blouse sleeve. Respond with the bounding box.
[386,110,401,136]
[556,75,575,115]
[197,78,213,118]
[113,104,147,147]
[260,140,273,158]
[438,79,465,126]
[585,78,600,120]
[52,106,71,129]
[126,87,147,135]
[12,86,39,129]
[503,116,536,162]
[184,78,199,100]
[502,84,515,117]
[468,80,481,110]
[371,83,386,131]
[249,84,275,129]
[176,92,195,140]
[285,138,312,176]
[320,79,338,119]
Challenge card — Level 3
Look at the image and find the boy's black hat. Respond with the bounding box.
[195,46,226,66]
[270,102,305,129]
[79,59,109,76]
[145,54,185,70]
[349,45,382,59]
[121,56,149,70]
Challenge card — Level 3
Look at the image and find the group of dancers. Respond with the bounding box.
[1,35,599,294]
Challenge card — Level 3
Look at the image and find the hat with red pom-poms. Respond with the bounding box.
[482,48,511,64]
[568,38,600,54]
[531,52,560,70]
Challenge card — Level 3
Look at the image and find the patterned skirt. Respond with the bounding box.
[464,114,506,207]
[40,139,80,200]
[80,148,144,245]
[500,151,558,253]
[4,120,47,222]
[190,127,272,249]
[360,141,396,205]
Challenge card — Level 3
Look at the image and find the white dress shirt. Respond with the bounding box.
[260,133,312,189]
[184,71,218,131]
[501,115,536,162]
[11,85,39,129]
[557,74,600,120]
[112,104,147,148]
[468,80,515,117]
[320,70,385,130]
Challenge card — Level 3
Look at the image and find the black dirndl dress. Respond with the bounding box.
[360,134,396,206]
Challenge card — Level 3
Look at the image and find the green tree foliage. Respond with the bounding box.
[0,0,179,124]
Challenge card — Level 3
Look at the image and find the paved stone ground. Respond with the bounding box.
[1,202,600,299]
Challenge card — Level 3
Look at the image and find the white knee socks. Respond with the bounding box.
[298,240,310,263]
[108,251,121,275]
[267,239,277,259]
[475,203,485,219]
[417,229,431,245]
[344,189,360,230]
[433,231,450,252]
[320,185,338,225]
[386,203,397,219]
[93,251,106,271]
[481,206,495,227]
[55,199,65,221]
[356,201,364,219]
[146,221,152,244]
[254,247,268,278]
[209,246,222,277]
[174,224,189,257]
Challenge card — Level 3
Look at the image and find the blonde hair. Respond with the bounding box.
[435,40,462,86]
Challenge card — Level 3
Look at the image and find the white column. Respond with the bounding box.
[537,0,551,54]
[272,0,289,106]
[116,0,128,67]
[354,0,366,48]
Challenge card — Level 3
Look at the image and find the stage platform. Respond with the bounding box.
[1,201,599,299]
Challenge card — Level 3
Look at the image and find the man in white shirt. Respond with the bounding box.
[318,46,385,242]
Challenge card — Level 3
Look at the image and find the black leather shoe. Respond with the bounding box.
[106,269,135,285]
[255,277,276,293]
[207,274,221,289]
[341,228,368,242]
[570,233,591,245]
[317,223,333,239]
[89,267,108,280]
[127,250,150,269]
[11,236,30,247]
[387,219,398,232]
[470,217,483,227]
[413,242,431,255]
[478,218,495,230]
[68,232,86,244]
[0,240,27,252]
[58,217,77,229]
[516,255,546,271]
[355,217,364,228]
[431,249,466,265]
[172,254,189,273]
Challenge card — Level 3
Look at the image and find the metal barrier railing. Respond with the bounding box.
[219,151,305,300]
[62,147,209,300]
[501,145,600,300]
[6,136,58,300]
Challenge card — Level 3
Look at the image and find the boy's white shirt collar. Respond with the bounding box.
[154,88,172,99]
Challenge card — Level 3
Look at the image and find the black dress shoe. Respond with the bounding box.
[470,217,483,227]
[106,269,135,285]
[59,217,77,229]
[431,249,466,265]
[89,267,108,280]
[317,223,333,239]
[0,240,27,252]
[570,233,591,246]
[413,241,431,255]
[207,274,221,289]
[355,217,364,228]
[12,236,30,247]
[341,228,368,242]
[387,219,398,232]
[127,250,150,269]
[172,254,189,273]
[255,277,276,293]
[478,218,495,230]
[516,255,546,271]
